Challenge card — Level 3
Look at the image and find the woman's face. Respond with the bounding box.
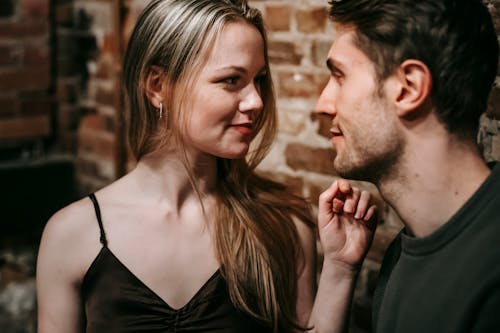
[183,20,267,159]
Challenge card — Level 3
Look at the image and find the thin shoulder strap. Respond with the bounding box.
[88,193,108,247]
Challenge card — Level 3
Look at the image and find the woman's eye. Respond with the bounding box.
[223,76,239,85]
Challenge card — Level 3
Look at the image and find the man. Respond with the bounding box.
[315,0,500,332]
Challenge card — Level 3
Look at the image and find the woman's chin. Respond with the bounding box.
[216,148,249,160]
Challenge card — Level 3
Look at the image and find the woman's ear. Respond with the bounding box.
[391,59,432,118]
[145,65,166,108]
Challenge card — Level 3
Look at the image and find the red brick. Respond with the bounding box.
[296,7,328,33]
[21,0,49,18]
[0,20,48,38]
[80,113,105,132]
[257,170,305,196]
[285,143,336,175]
[0,65,50,91]
[95,85,116,106]
[101,34,118,56]
[278,109,306,135]
[307,182,332,206]
[312,40,333,67]
[0,114,51,139]
[0,96,20,116]
[24,43,50,66]
[78,128,116,158]
[20,97,54,116]
[268,40,302,65]
[95,54,118,79]
[265,6,290,32]
[0,45,22,66]
[277,71,328,98]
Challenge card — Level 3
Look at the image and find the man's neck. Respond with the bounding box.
[378,138,490,238]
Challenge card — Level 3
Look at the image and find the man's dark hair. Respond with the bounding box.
[329,0,499,140]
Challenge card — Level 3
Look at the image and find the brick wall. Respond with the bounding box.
[0,0,499,332]
[0,0,52,158]
[69,0,123,193]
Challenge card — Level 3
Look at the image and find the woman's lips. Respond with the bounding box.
[231,123,253,135]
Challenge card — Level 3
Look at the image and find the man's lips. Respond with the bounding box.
[330,127,342,137]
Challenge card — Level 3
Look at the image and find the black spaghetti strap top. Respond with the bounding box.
[82,193,272,333]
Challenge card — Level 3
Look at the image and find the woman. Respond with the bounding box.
[36,0,377,332]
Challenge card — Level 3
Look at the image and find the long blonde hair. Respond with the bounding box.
[122,1,314,331]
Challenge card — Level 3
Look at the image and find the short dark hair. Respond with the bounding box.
[329,0,499,140]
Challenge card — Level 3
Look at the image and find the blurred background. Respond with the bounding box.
[0,0,499,332]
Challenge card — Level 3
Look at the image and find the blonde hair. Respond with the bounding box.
[123,1,313,331]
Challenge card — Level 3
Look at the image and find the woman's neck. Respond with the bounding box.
[132,149,218,212]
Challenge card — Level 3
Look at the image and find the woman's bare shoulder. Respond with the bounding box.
[38,196,102,283]
[43,196,97,243]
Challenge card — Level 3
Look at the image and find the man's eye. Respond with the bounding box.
[332,70,344,81]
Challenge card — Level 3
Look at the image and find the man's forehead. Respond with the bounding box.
[328,28,375,72]
[329,30,359,62]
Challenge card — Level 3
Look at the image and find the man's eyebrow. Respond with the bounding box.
[326,58,343,73]
[326,58,334,72]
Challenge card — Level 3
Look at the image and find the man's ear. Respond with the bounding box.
[145,65,166,108]
[390,59,432,118]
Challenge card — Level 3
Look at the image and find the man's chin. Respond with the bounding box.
[334,159,373,182]
[334,158,355,178]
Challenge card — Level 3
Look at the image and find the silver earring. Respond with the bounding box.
[159,102,163,119]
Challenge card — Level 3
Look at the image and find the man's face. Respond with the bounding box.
[316,26,405,183]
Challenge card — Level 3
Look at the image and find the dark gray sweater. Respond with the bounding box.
[373,163,500,333]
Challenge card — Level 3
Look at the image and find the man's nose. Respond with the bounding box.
[315,80,336,118]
